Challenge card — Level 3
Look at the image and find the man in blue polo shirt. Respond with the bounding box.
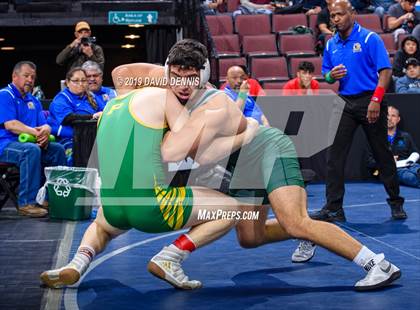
[312,0,406,221]
[224,65,269,126]
[82,61,116,108]
[0,61,66,217]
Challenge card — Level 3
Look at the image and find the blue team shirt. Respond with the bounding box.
[93,86,116,109]
[322,22,391,95]
[224,86,264,125]
[47,88,103,139]
[0,83,47,155]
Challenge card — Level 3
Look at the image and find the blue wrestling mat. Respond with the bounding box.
[52,183,420,310]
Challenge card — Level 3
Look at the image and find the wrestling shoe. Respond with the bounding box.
[354,254,401,291]
[390,205,407,220]
[40,265,80,288]
[148,245,202,290]
[292,240,316,263]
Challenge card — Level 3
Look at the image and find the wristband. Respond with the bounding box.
[325,71,336,84]
[371,86,385,104]
[237,92,248,101]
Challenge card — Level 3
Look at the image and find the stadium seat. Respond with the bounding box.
[262,81,288,89]
[380,33,396,56]
[242,34,278,57]
[226,0,240,12]
[206,15,234,36]
[318,81,339,93]
[250,56,289,82]
[217,56,247,82]
[235,14,271,38]
[288,56,323,79]
[212,34,241,57]
[278,34,316,57]
[355,14,382,33]
[272,13,307,33]
[308,13,319,37]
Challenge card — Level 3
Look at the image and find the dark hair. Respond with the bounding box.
[298,61,315,73]
[402,36,419,52]
[404,0,416,4]
[167,39,208,70]
[13,61,36,73]
[66,66,86,81]
[388,105,400,116]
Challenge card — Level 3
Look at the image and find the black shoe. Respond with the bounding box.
[310,208,346,222]
[391,205,407,220]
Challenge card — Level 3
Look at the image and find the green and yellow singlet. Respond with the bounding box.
[97,89,193,233]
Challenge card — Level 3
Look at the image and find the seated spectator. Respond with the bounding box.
[0,61,66,217]
[274,0,324,15]
[367,106,420,188]
[283,61,320,94]
[234,0,275,16]
[81,61,116,107]
[223,65,270,126]
[388,0,420,42]
[201,0,225,15]
[48,67,103,166]
[371,0,397,18]
[350,0,372,13]
[396,57,420,93]
[392,36,420,77]
[220,65,265,98]
[56,21,105,71]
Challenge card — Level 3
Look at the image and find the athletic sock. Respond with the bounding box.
[173,234,197,253]
[353,246,379,271]
[67,245,96,275]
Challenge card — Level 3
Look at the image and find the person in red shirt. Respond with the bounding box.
[220,65,266,98]
[283,61,319,95]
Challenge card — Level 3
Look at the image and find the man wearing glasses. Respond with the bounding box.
[0,61,66,217]
[56,21,105,71]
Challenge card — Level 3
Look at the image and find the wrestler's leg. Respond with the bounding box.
[40,207,127,288]
[148,186,241,290]
[269,186,401,290]
[235,205,291,248]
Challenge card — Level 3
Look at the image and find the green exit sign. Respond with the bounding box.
[108,11,158,25]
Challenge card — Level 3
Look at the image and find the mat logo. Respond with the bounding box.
[54,178,72,198]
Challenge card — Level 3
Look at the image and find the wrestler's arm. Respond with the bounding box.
[162,92,247,162]
[112,63,166,95]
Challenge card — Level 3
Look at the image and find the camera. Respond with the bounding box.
[80,36,96,46]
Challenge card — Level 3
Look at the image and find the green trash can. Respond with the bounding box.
[45,166,99,220]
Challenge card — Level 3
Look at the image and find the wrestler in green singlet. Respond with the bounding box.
[96,90,193,233]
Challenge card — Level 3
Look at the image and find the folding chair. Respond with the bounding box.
[0,162,19,211]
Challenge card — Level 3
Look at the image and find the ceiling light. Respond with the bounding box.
[128,24,144,28]
[1,46,15,51]
[121,44,135,49]
[125,34,140,39]
[0,38,5,42]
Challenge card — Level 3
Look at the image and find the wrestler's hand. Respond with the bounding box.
[366,101,380,124]
[92,112,102,120]
[243,117,259,145]
[330,64,347,80]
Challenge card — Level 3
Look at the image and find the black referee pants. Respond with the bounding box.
[325,93,404,211]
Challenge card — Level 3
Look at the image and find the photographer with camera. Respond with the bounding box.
[56,21,105,71]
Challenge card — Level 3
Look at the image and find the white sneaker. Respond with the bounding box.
[147,245,202,290]
[355,254,401,291]
[292,240,316,263]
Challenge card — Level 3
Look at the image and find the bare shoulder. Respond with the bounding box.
[129,88,168,127]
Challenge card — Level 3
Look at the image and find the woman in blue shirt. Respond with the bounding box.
[48,67,103,165]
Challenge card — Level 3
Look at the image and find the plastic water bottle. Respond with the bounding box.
[90,206,98,219]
